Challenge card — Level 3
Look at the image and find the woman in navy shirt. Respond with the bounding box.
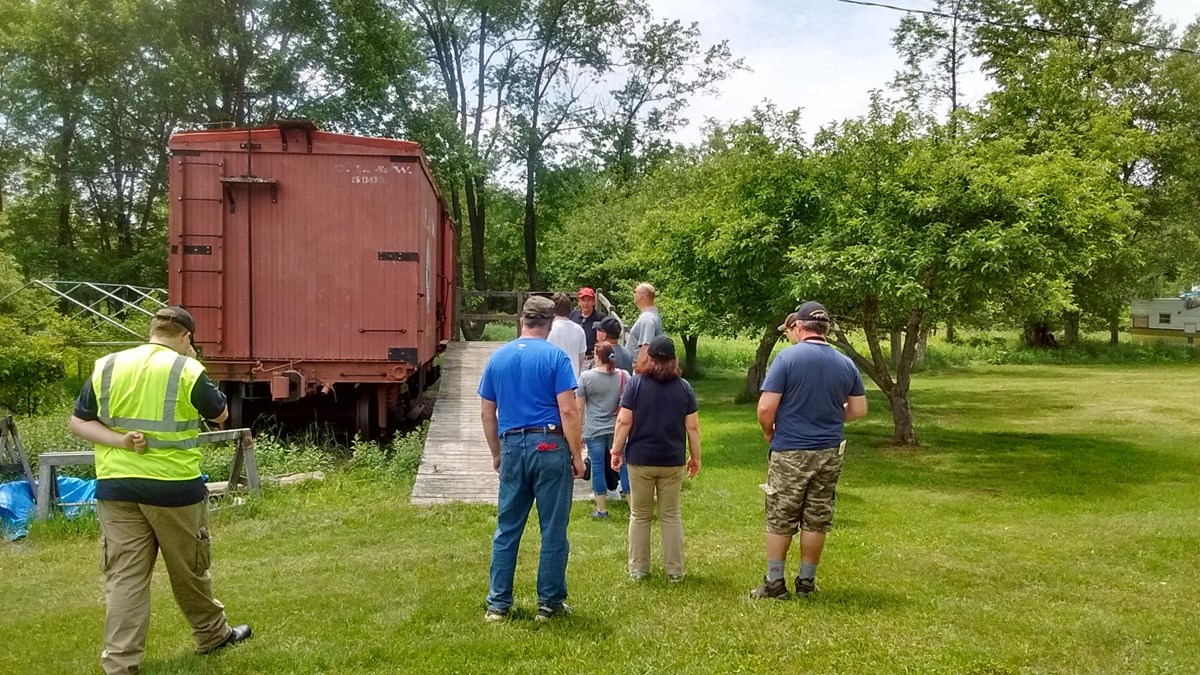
[610,336,702,582]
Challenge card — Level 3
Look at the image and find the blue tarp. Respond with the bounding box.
[0,476,96,540]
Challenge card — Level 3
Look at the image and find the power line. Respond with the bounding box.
[833,0,1200,57]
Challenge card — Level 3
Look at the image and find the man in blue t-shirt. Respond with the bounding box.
[478,294,586,622]
[751,301,868,601]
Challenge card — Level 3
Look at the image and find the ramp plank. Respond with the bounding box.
[412,342,595,506]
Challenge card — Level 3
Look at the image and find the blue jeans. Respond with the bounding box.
[486,431,574,611]
[585,434,628,496]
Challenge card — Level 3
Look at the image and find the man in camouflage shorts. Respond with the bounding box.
[751,302,868,600]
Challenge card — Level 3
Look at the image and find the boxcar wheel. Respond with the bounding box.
[356,385,375,440]
[222,382,244,430]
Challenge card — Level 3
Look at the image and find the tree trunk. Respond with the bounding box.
[1109,316,1119,346]
[914,329,928,369]
[1023,321,1058,349]
[743,328,779,402]
[1062,311,1080,346]
[681,333,698,379]
[523,145,541,291]
[54,111,77,279]
[464,174,487,292]
[889,330,902,370]
[944,320,956,343]
[887,390,916,445]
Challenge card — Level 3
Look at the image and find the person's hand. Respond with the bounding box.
[186,344,197,359]
[572,456,586,479]
[123,431,147,454]
[492,453,501,473]
[610,448,623,472]
[687,455,701,478]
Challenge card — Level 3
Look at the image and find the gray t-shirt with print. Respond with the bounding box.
[576,367,629,439]
[625,307,663,353]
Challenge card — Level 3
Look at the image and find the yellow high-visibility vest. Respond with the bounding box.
[90,343,206,481]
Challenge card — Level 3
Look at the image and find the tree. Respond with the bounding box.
[627,107,813,399]
[970,0,1181,344]
[508,0,629,290]
[401,0,527,293]
[891,0,972,124]
[589,16,743,184]
[799,96,1134,444]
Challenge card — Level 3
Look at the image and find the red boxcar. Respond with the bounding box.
[167,121,457,436]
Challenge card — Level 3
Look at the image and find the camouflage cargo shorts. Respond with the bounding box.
[764,445,844,536]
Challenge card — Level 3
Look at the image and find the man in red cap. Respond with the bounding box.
[569,287,607,362]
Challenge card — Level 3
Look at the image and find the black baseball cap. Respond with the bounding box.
[647,335,676,359]
[155,307,196,345]
[597,316,622,337]
[795,301,830,322]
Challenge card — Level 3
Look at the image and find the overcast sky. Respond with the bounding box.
[648,0,1200,143]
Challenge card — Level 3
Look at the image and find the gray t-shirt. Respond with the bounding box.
[612,343,634,374]
[625,307,663,352]
[576,367,629,438]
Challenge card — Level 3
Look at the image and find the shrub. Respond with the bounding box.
[0,318,75,416]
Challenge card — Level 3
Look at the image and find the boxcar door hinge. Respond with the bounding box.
[378,251,419,262]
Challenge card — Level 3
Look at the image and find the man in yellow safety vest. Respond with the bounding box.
[68,307,251,675]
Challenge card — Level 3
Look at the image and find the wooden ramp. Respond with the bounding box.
[412,341,595,505]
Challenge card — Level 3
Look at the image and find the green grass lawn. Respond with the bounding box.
[3,362,1200,673]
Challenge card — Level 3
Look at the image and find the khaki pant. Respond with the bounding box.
[98,500,232,675]
[627,464,687,577]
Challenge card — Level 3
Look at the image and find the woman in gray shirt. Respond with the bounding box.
[576,342,630,518]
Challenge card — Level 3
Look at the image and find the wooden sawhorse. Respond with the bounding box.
[35,428,260,520]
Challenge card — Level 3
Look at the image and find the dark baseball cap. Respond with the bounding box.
[647,335,676,359]
[155,306,196,333]
[154,306,196,347]
[777,312,799,332]
[597,316,622,337]
[795,301,830,322]
[522,295,555,321]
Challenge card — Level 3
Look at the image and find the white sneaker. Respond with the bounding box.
[607,490,622,501]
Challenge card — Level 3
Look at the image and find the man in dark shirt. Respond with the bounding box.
[69,307,251,674]
[568,287,607,358]
[596,317,633,374]
[751,301,868,601]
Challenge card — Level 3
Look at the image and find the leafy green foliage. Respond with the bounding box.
[0,317,76,415]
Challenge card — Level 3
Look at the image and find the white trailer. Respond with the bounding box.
[1130,297,1200,345]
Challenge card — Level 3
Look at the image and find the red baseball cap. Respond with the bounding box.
[578,287,596,298]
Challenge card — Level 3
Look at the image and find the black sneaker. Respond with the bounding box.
[535,603,572,621]
[749,576,791,600]
[794,576,819,598]
[484,608,508,622]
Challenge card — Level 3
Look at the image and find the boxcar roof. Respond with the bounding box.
[170,124,422,155]
[169,122,450,212]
